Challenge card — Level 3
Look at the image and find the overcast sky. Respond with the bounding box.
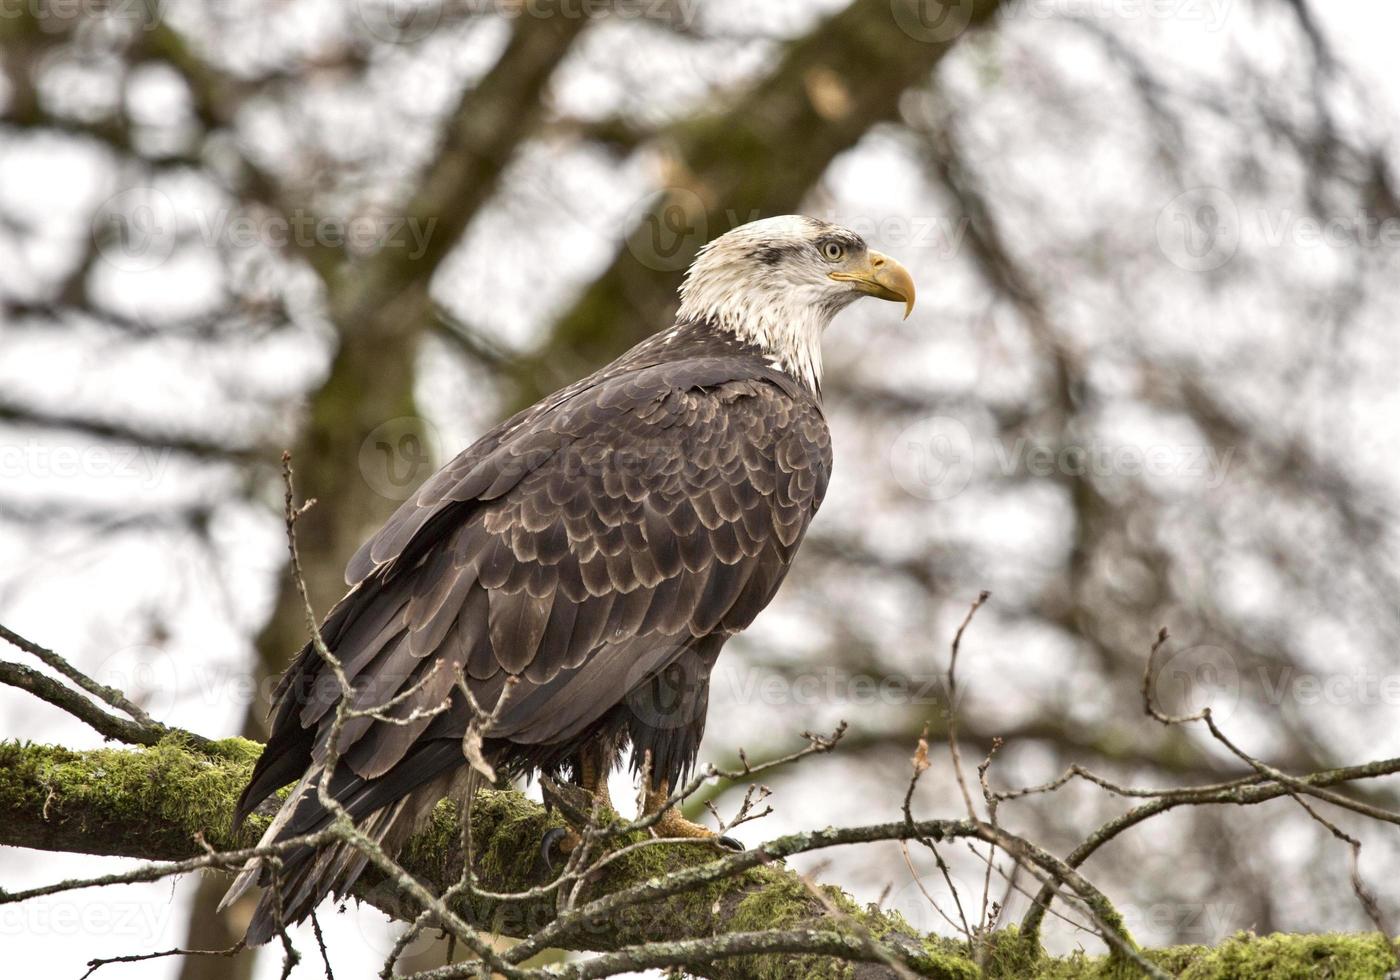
[4,1,1400,977]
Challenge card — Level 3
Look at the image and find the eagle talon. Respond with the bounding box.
[538,826,579,876]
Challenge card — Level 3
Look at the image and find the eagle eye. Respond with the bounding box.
[820,240,846,262]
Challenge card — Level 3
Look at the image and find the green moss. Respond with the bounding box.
[724,871,981,980]
[395,796,462,885]
[470,788,560,888]
[1,735,263,856]
[1174,931,1395,979]
[202,736,266,766]
[729,872,822,935]
[727,877,857,980]
[979,925,1042,977]
[991,931,1395,979]
[0,740,76,815]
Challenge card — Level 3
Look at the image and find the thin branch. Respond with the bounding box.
[79,941,247,980]
[0,830,338,906]
[407,931,889,980]
[945,591,990,820]
[0,622,157,728]
[311,911,335,980]
[0,660,159,746]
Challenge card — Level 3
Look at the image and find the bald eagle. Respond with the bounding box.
[225,215,915,942]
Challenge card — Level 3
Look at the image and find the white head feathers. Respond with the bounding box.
[676,215,873,391]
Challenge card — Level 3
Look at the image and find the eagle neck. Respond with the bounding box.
[673,298,830,396]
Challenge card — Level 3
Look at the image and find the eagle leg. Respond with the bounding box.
[538,742,617,874]
[644,780,742,851]
[576,742,615,813]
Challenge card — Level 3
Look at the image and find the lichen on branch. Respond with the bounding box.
[3,735,1395,980]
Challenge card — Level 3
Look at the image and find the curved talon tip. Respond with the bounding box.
[717,835,744,852]
[540,826,570,874]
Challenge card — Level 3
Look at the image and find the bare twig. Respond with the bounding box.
[945,591,990,819]
[79,941,247,980]
[0,622,157,728]
[0,830,339,906]
[311,910,335,980]
[0,660,161,746]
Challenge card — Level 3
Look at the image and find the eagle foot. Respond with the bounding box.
[649,806,743,851]
[538,772,615,876]
[640,778,742,850]
[540,776,602,827]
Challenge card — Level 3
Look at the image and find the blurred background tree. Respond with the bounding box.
[2,0,1398,976]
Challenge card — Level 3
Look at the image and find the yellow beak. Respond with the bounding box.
[829,249,916,319]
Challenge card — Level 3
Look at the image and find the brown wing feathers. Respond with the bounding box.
[230,351,832,941]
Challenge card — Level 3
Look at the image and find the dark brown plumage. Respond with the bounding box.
[224,216,914,943]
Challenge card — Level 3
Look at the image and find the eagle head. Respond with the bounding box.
[675,215,916,391]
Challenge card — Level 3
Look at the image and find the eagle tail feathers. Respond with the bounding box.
[226,746,475,945]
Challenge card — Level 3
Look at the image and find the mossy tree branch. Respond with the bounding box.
[3,735,1398,979]
[0,736,978,980]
